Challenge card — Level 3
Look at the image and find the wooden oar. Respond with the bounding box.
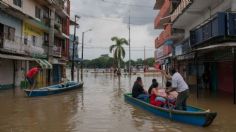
[29,80,37,96]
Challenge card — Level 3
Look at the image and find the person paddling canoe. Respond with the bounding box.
[162,68,189,111]
[26,66,41,90]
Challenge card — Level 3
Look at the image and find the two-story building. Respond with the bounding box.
[0,0,71,89]
[154,0,236,103]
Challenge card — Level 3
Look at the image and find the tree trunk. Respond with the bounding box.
[117,59,121,76]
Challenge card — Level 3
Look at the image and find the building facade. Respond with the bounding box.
[0,0,71,89]
[154,0,236,102]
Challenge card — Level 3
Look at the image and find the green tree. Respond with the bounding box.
[109,37,128,73]
[146,57,155,67]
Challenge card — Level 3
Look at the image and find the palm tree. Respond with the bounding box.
[109,36,128,75]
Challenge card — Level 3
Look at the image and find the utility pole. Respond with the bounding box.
[48,8,55,85]
[71,15,79,81]
[144,46,146,72]
[81,29,92,82]
[128,14,131,75]
[81,32,84,81]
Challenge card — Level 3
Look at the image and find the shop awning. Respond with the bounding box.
[35,59,52,69]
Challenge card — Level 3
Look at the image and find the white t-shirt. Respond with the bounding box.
[172,72,189,92]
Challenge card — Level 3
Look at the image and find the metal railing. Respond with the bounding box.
[190,12,229,47]
[154,0,171,29]
[52,45,62,57]
[171,0,192,22]
[0,34,46,55]
[155,24,172,48]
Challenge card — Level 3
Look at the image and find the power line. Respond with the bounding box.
[71,10,154,25]
[100,0,153,8]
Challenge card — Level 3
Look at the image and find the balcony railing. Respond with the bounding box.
[52,45,62,57]
[155,44,172,59]
[174,38,190,56]
[155,24,172,48]
[0,35,46,56]
[52,0,69,15]
[189,12,236,47]
[171,0,192,22]
[154,0,171,29]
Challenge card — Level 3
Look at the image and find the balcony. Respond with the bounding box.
[155,44,172,60]
[52,0,70,18]
[0,35,46,57]
[171,0,192,23]
[0,35,27,55]
[52,45,62,57]
[154,0,171,29]
[190,12,236,47]
[55,22,62,32]
[154,0,165,10]
[174,38,190,56]
[155,24,172,48]
[171,0,225,29]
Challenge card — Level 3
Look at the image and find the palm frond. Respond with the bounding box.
[120,38,128,45]
[109,45,116,53]
[121,47,125,58]
[111,37,119,42]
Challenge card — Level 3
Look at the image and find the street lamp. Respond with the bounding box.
[71,15,80,81]
[81,28,92,81]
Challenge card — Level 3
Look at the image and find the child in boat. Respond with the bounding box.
[166,81,178,106]
[149,82,167,107]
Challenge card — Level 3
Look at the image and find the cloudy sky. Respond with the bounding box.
[70,0,161,61]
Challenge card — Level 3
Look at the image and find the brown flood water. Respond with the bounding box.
[0,72,236,132]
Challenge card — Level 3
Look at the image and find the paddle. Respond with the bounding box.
[29,80,37,96]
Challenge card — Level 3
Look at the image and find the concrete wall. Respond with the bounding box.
[0,10,22,37]
[184,0,231,38]
[15,60,28,86]
[217,62,233,93]
[2,0,40,20]
[0,58,13,86]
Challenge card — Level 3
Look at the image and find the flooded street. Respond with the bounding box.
[1,71,236,132]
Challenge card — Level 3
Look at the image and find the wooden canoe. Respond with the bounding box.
[124,93,217,127]
[24,81,83,97]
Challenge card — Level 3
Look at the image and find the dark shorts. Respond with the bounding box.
[26,77,34,85]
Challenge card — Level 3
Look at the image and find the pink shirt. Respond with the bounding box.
[157,88,167,98]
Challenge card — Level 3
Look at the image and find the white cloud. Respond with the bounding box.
[70,0,161,60]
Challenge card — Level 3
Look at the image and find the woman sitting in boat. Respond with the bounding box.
[165,81,178,106]
[149,82,167,107]
[132,77,149,101]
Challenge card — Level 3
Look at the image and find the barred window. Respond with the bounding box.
[4,25,15,41]
[13,0,22,7]
[32,36,37,46]
[35,6,41,19]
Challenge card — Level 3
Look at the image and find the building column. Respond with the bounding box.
[195,52,199,98]
[49,7,55,85]
[13,60,16,89]
[233,47,236,104]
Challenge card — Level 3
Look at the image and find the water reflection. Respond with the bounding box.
[0,71,236,132]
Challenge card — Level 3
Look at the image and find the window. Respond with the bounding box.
[35,6,41,19]
[44,33,49,44]
[32,36,37,46]
[4,25,15,41]
[24,35,28,45]
[13,0,22,7]
[43,7,49,18]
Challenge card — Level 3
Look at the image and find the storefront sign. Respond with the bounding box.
[23,22,43,36]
